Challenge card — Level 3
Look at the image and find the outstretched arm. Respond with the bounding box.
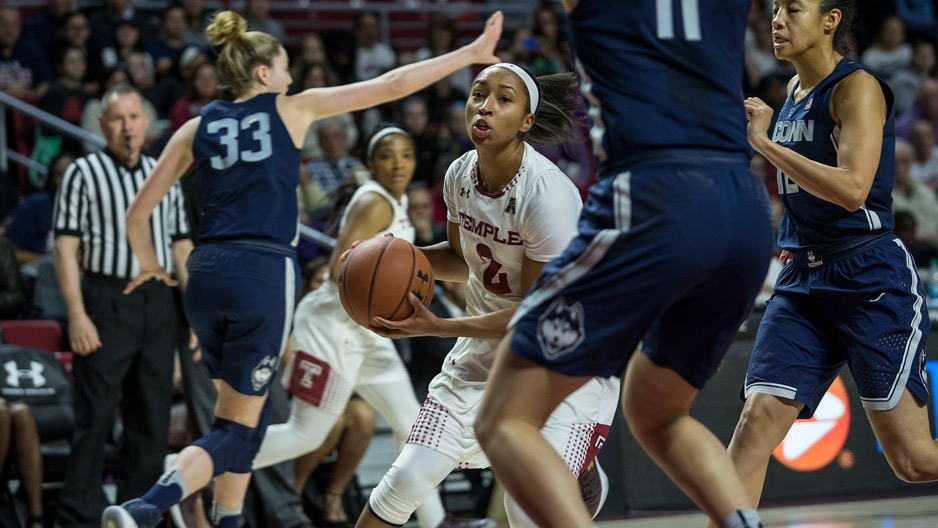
[281,11,503,142]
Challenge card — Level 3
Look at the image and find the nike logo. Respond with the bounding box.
[869,293,885,302]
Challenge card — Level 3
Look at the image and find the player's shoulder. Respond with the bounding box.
[447,150,479,180]
[519,144,577,192]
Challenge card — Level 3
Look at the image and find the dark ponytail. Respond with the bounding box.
[523,71,584,146]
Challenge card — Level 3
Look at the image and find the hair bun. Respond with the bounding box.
[206,10,247,47]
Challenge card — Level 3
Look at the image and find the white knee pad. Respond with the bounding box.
[251,404,338,469]
[369,445,457,526]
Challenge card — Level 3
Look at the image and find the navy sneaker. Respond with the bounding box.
[102,499,162,528]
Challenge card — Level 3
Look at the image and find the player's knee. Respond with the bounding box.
[192,418,255,477]
[345,400,377,436]
[8,402,32,423]
[369,463,437,525]
[887,453,938,483]
[288,412,332,448]
[732,397,797,453]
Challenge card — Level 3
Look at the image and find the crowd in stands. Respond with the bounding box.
[0,0,937,526]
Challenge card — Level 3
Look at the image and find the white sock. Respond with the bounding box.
[724,509,762,528]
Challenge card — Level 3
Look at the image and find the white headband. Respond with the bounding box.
[482,63,539,113]
[366,127,409,158]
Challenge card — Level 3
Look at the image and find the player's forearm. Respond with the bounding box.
[753,138,872,211]
[434,307,516,340]
[421,242,469,282]
[126,214,161,271]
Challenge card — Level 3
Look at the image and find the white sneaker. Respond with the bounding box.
[101,505,139,528]
[164,453,186,528]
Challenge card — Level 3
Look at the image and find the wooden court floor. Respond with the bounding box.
[591,495,938,527]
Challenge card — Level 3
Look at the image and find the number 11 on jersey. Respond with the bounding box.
[656,0,701,41]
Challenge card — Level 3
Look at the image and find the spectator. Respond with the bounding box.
[243,0,285,44]
[180,0,210,48]
[2,153,73,266]
[304,117,364,197]
[897,77,938,139]
[0,237,24,319]
[745,14,793,89]
[532,7,573,73]
[100,18,149,71]
[506,26,562,77]
[893,137,938,242]
[0,397,44,528]
[0,343,74,528]
[147,4,188,78]
[897,0,937,45]
[81,67,164,153]
[0,8,52,102]
[909,118,938,186]
[51,11,104,92]
[415,15,472,92]
[24,0,77,51]
[52,84,192,527]
[354,11,395,82]
[423,74,467,126]
[895,210,938,265]
[322,28,357,85]
[407,181,446,247]
[168,61,218,132]
[125,49,184,124]
[88,0,157,50]
[289,33,328,86]
[861,15,913,79]
[296,62,343,158]
[40,45,94,157]
[888,40,937,115]
[399,95,439,187]
[437,101,472,158]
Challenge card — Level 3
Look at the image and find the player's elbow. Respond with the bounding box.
[837,188,868,212]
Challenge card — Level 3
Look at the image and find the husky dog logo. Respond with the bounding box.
[251,355,278,392]
[536,297,586,360]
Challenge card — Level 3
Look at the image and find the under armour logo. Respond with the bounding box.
[504,197,516,215]
[460,188,470,198]
[4,361,46,388]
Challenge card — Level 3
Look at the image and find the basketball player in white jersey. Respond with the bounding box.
[250,125,454,528]
[352,64,620,528]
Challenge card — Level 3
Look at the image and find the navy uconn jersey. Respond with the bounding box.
[567,0,750,173]
[192,93,301,249]
[775,59,896,249]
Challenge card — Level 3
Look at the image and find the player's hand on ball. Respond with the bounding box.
[371,293,439,338]
[338,233,394,262]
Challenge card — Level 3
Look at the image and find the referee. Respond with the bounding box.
[52,84,193,527]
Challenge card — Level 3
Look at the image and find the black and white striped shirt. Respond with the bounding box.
[53,149,190,279]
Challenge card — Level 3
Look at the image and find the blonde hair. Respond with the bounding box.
[206,10,282,94]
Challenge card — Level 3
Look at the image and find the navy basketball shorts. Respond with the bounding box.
[745,237,930,418]
[185,243,300,396]
[510,155,773,389]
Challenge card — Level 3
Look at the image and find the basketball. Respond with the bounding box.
[338,236,435,327]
